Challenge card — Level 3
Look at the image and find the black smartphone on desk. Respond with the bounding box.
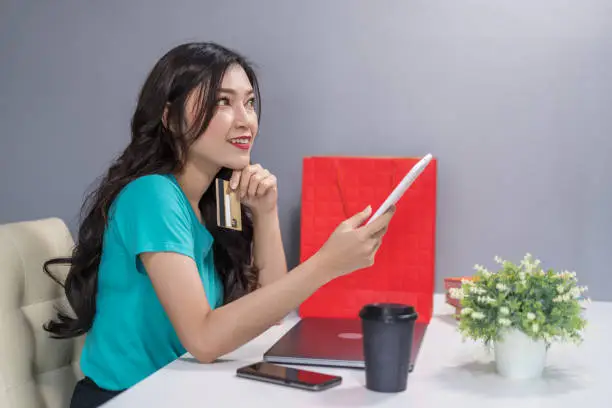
[236,362,342,391]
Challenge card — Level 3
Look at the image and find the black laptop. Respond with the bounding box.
[263,317,427,372]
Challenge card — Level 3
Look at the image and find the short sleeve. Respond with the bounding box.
[111,175,196,260]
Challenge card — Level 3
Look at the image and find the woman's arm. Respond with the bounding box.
[252,209,288,287]
[142,204,394,363]
[142,250,327,363]
[230,163,288,286]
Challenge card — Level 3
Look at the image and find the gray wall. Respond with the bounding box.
[2,0,611,300]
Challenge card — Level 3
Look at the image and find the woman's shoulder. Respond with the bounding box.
[112,174,187,213]
[123,174,180,195]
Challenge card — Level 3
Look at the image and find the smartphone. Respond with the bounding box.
[365,153,433,225]
[236,361,342,391]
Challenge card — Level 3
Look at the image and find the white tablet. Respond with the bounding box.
[365,153,433,225]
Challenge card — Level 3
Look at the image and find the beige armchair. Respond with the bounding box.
[0,218,84,408]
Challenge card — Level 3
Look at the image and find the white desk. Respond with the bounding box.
[104,295,612,407]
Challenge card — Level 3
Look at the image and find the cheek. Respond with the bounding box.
[249,113,259,135]
[202,112,233,141]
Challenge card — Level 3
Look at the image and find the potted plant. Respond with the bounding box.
[449,253,589,379]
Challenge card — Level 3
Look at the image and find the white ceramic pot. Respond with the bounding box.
[494,328,547,379]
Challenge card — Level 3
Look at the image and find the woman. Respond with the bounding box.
[44,42,395,408]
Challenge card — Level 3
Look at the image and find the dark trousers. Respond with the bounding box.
[70,377,124,408]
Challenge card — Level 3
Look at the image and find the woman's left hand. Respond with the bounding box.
[230,164,278,215]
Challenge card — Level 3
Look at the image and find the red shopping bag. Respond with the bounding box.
[298,156,437,323]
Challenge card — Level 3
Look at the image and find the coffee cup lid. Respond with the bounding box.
[359,303,418,323]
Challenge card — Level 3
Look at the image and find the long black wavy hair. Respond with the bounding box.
[43,42,262,339]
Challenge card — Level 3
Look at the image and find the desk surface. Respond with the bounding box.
[104,295,612,407]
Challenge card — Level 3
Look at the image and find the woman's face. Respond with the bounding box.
[184,63,258,172]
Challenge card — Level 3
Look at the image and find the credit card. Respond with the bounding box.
[215,178,242,231]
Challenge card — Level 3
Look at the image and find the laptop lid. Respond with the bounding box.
[263,317,427,371]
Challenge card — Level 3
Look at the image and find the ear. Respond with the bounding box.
[161,104,170,129]
[162,103,179,133]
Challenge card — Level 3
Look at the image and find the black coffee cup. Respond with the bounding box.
[359,303,418,393]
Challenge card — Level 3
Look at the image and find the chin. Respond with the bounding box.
[223,156,251,170]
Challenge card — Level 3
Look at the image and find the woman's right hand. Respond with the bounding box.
[315,205,396,279]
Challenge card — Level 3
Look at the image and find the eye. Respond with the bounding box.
[246,97,256,108]
[216,97,230,106]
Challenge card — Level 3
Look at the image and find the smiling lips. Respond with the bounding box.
[229,136,252,150]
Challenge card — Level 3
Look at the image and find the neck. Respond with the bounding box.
[174,160,220,218]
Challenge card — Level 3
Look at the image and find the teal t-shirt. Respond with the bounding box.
[80,174,224,391]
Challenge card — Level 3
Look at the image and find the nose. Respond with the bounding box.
[233,103,250,128]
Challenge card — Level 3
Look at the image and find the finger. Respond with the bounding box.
[242,164,264,198]
[251,169,270,197]
[374,239,382,252]
[343,205,372,229]
[362,205,396,236]
[230,170,241,191]
[256,174,276,196]
[239,166,255,199]
[374,238,382,251]
[247,172,263,197]
[366,238,381,253]
[366,253,376,267]
[371,225,388,240]
[260,169,271,182]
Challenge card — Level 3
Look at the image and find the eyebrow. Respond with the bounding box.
[217,87,255,96]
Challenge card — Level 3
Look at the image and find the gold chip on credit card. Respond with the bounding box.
[215,178,242,231]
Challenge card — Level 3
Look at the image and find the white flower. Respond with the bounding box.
[557,285,565,293]
[471,311,485,320]
[449,288,464,300]
[498,318,512,326]
[474,264,492,277]
[532,323,539,333]
[499,306,510,315]
[496,283,509,291]
[527,312,536,320]
[494,255,504,264]
[519,272,526,281]
[553,294,573,303]
[469,286,486,295]
[460,307,473,315]
[569,287,581,298]
[477,296,496,304]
